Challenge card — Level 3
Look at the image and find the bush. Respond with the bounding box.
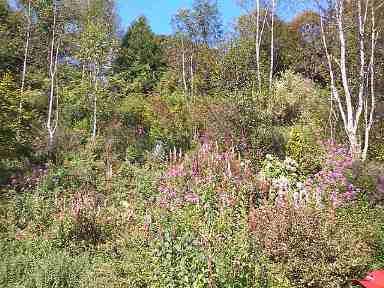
[111,142,279,287]
[55,210,111,247]
[286,126,322,175]
[337,201,384,271]
[115,93,193,161]
[249,204,372,287]
[271,71,319,125]
[353,161,384,208]
[0,239,94,288]
[117,198,273,288]
[306,140,359,207]
[368,120,384,162]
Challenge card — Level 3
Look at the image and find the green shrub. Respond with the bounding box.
[118,205,272,288]
[368,121,384,162]
[0,239,94,288]
[337,200,384,270]
[286,126,322,175]
[353,161,384,208]
[271,70,318,125]
[54,210,112,248]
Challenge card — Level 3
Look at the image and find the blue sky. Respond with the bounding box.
[116,0,312,35]
[116,0,242,35]
[8,0,311,35]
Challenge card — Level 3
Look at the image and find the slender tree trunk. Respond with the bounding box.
[354,0,369,132]
[320,7,347,127]
[336,1,354,130]
[255,0,268,92]
[47,5,59,156]
[268,0,275,95]
[181,37,188,95]
[255,0,261,92]
[18,0,32,138]
[81,63,85,85]
[362,2,377,161]
[92,64,98,143]
[318,0,378,161]
[190,52,194,101]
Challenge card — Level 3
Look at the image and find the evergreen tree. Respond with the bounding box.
[114,16,165,93]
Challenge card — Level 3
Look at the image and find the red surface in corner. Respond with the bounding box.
[353,271,384,288]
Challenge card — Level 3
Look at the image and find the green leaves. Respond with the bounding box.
[115,16,165,93]
[0,73,33,159]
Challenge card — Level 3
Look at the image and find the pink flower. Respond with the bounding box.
[159,197,169,208]
[167,165,184,177]
[136,127,145,136]
[159,185,169,193]
[168,190,177,198]
[185,193,199,204]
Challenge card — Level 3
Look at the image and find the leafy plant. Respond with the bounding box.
[249,204,372,287]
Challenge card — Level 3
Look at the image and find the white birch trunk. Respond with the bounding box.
[255,0,268,92]
[318,0,378,161]
[255,0,261,92]
[181,37,188,95]
[362,2,377,161]
[268,0,275,95]
[18,0,32,137]
[47,5,59,155]
[92,65,98,143]
[190,52,194,101]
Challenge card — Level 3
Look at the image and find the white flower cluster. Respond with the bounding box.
[283,157,298,172]
[272,176,289,191]
[293,181,309,207]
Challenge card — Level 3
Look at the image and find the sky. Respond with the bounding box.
[116,0,312,35]
[116,0,242,35]
[8,0,313,35]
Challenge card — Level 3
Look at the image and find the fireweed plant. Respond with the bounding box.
[157,140,256,211]
[148,140,269,287]
[158,138,360,212]
[144,138,365,286]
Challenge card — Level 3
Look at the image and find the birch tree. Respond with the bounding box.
[318,0,379,160]
[172,2,223,98]
[18,0,31,134]
[46,2,60,154]
[80,0,116,142]
[172,9,191,95]
[255,0,268,92]
[268,0,275,94]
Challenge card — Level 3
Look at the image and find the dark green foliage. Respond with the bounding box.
[0,0,23,76]
[337,200,384,270]
[115,16,165,93]
[368,120,384,162]
[0,73,34,160]
[352,161,384,208]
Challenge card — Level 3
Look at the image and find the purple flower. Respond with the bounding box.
[185,193,199,204]
[167,165,184,177]
[136,127,145,136]
[159,185,169,193]
[159,197,170,208]
[343,191,354,199]
[168,189,177,198]
[330,191,337,200]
